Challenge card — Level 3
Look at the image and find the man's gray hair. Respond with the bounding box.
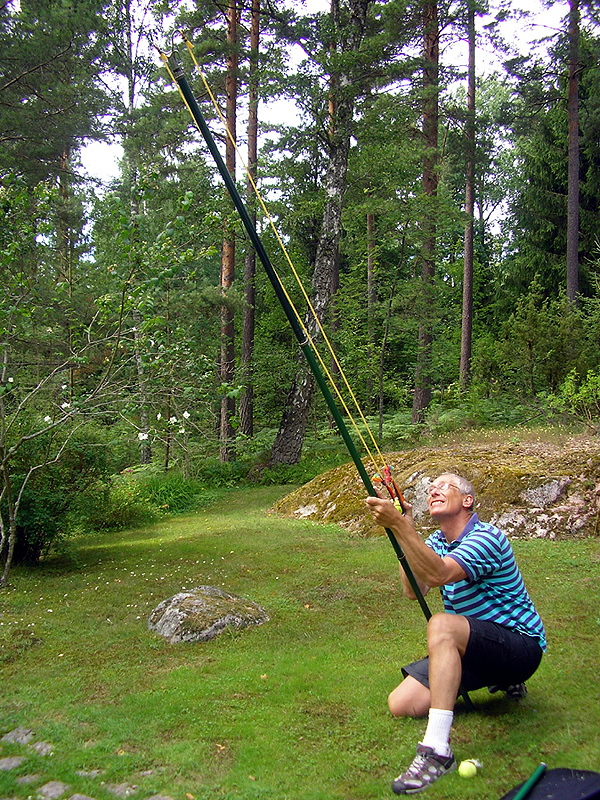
[454,474,476,511]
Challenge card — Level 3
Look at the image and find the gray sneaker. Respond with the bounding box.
[488,683,527,700]
[392,743,457,794]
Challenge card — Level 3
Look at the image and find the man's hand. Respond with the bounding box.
[366,487,413,528]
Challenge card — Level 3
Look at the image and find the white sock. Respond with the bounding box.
[421,708,454,757]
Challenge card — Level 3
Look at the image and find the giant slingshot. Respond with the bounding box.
[160,35,473,711]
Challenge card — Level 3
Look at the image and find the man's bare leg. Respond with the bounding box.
[427,613,471,710]
[388,676,431,718]
[390,615,471,794]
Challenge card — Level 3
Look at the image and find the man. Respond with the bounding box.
[366,473,546,795]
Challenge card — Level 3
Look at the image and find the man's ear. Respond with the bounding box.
[462,494,474,511]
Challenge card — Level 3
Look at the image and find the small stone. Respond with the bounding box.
[0,756,25,770]
[17,774,41,785]
[38,780,71,799]
[2,727,34,745]
[75,770,105,779]
[146,795,175,800]
[106,784,138,797]
[32,742,54,756]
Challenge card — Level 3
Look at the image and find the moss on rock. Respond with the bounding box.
[148,586,269,643]
[272,436,600,540]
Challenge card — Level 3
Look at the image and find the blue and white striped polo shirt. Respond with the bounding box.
[426,513,547,651]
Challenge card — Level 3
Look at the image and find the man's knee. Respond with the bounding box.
[427,612,470,651]
[388,677,430,718]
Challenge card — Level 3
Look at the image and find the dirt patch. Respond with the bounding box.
[272,435,600,540]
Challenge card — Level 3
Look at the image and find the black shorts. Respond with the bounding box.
[401,617,544,692]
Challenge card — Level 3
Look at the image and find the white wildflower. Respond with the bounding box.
[44,416,52,423]
[183,411,190,419]
[137,432,149,441]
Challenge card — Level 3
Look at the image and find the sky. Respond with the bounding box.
[79,0,570,185]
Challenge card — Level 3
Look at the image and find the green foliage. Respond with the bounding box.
[505,26,600,298]
[470,280,598,398]
[9,426,113,566]
[424,388,544,435]
[0,0,109,182]
[79,472,158,533]
[548,368,600,433]
[85,468,224,532]
[257,447,351,486]
[138,471,221,514]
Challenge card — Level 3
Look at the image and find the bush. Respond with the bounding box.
[10,425,113,566]
[84,467,225,532]
[84,472,159,532]
[138,470,220,514]
[548,368,600,433]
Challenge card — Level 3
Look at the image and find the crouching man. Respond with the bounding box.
[366,473,546,795]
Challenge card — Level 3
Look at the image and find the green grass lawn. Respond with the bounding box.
[1,486,599,800]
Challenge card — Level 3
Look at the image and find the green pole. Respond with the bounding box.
[512,763,547,800]
[166,52,474,710]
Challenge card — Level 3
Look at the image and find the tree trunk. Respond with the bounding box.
[269,0,370,466]
[566,0,580,307]
[219,0,238,463]
[123,0,151,464]
[240,0,259,439]
[459,0,475,389]
[367,211,376,404]
[164,283,172,471]
[0,464,17,587]
[327,0,341,430]
[412,0,439,424]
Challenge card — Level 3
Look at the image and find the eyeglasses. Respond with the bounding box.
[427,480,461,496]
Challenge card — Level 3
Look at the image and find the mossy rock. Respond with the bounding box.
[148,586,269,643]
[272,437,600,540]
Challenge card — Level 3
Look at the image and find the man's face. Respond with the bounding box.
[427,474,469,518]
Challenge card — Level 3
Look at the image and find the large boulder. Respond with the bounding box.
[148,585,269,644]
[272,437,600,540]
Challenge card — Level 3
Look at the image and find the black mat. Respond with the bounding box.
[500,768,600,800]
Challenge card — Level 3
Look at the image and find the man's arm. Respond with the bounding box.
[398,558,430,600]
[366,495,467,590]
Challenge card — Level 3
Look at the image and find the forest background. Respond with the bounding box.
[1,0,600,584]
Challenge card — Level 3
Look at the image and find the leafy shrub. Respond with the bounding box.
[548,368,600,432]
[10,425,113,565]
[423,390,545,436]
[83,467,226,532]
[138,471,220,513]
[84,472,158,531]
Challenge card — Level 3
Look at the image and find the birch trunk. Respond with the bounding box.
[268,0,371,466]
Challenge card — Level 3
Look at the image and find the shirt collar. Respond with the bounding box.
[457,512,479,541]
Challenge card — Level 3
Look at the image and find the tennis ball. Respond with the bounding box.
[458,760,478,778]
